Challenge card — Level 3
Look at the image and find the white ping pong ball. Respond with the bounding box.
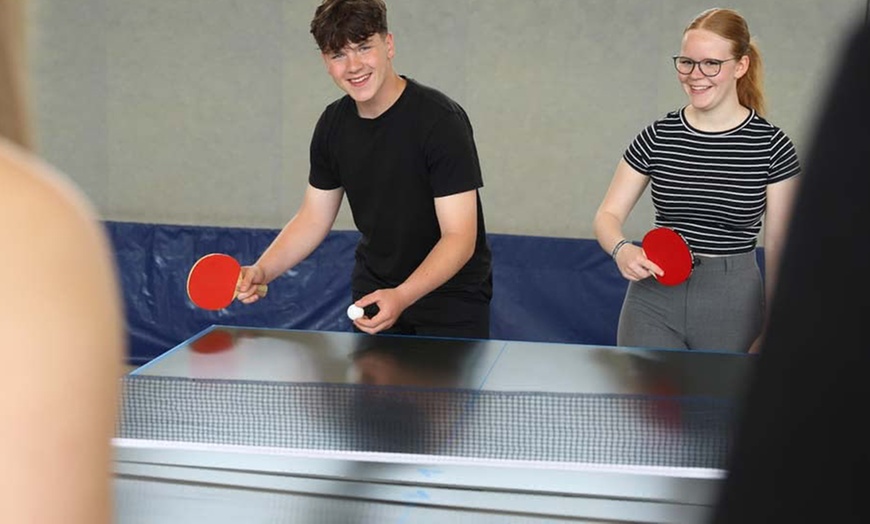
[347,304,364,320]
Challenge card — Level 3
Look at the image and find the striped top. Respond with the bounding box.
[624,108,800,255]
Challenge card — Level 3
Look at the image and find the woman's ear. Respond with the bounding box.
[734,54,750,80]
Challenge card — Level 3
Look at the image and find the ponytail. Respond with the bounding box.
[738,40,765,117]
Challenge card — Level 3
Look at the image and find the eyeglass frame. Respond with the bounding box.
[671,55,739,77]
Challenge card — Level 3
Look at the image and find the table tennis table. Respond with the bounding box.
[114,325,752,523]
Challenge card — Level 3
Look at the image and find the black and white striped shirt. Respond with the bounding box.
[624,108,800,255]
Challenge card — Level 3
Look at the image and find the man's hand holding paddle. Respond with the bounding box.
[236,263,268,305]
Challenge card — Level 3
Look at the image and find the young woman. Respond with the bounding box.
[594,8,800,352]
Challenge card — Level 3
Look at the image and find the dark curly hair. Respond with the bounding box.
[310,0,389,54]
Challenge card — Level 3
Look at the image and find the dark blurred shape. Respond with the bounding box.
[712,22,870,524]
[348,336,480,454]
[350,336,476,387]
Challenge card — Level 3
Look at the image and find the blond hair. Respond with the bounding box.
[0,0,33,149]
[687,8,766,117]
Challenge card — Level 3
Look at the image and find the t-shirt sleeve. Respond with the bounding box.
[622,123,656,176]
[768,129,801,184]
[424,110,484,197]
[309,108,341,190]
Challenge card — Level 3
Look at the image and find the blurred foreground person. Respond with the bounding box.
[0,2,125,522]
[712,22,869,524]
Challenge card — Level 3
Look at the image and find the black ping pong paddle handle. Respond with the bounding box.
[363,304,380,318]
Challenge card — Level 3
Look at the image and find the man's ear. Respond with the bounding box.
[385,32,395,59]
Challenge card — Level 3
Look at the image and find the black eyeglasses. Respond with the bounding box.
[672,56,737,77]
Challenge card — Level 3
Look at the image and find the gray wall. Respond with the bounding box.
[26,0,866,240]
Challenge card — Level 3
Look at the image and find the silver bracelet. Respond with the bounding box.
[611,238,630,260]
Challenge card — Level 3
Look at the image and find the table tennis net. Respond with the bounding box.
[117,375,736,469]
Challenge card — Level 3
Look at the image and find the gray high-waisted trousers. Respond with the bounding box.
[617,251,763,352]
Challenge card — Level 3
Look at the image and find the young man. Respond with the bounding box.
[237,0,492,338]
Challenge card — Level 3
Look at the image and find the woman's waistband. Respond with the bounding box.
[693,251,758,272]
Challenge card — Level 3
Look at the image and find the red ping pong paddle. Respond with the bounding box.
[648,373,682,430]
[189,328,236,354]
[641,227,694,286]
[186,253,267,310]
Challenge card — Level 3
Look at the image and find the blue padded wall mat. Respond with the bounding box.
[105,221,763,364]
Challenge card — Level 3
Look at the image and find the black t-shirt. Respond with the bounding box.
[309,77,492,298]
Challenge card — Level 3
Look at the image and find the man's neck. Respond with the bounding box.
[357,72,406,119]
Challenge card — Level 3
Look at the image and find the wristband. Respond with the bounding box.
[611,239,630,260]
